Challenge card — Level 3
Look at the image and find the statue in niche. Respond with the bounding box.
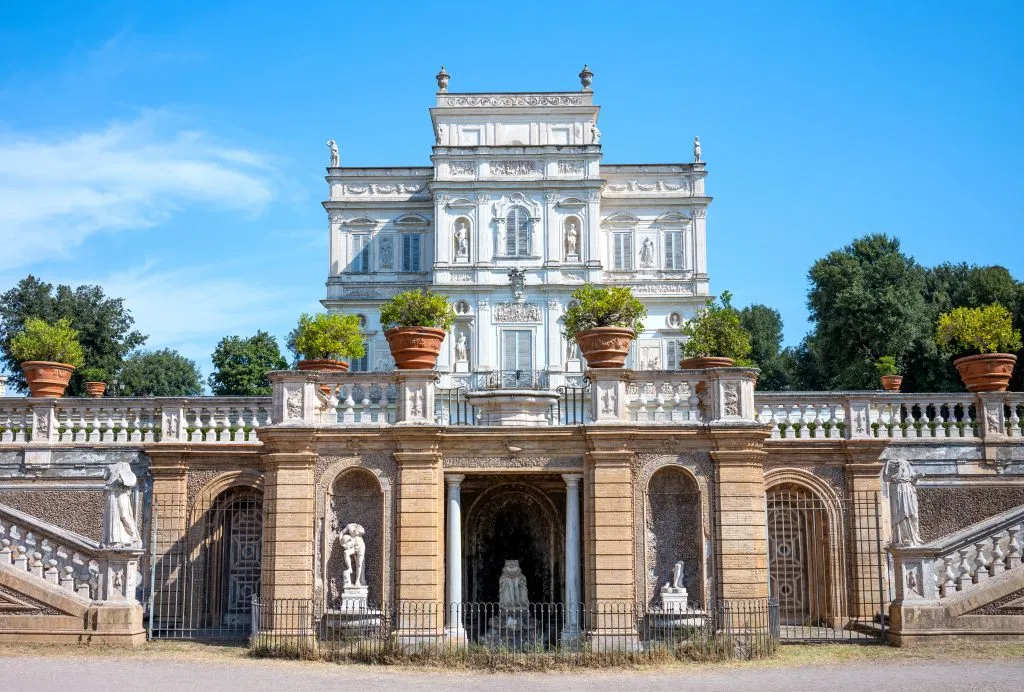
[498,559,529,610]
[454,221,469,257]
[693,136,702,163]
[455,331,469,362]
[885,459,921,546]
[339,522,367,587]
[672,560,684,589]
[496,223,506,255]
[435,124,445,145]
[640,238,655,267]
[326,139,339,167]
[565,222,579,257]
[103,461,140,546]
[590,122,601,144]
[566,338,579,361]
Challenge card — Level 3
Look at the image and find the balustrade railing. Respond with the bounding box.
[316,375,398,426]
[890,504,1024,605]
[624,372,705,423]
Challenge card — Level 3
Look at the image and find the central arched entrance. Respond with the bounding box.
[206,486,264,627]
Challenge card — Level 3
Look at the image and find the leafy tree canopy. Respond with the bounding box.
[739,304,792,390]
[209,331,288,396]
[0,276,146,395]
[116,349,203,397]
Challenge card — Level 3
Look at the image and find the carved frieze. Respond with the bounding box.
[493,302,541,323]
[557,160,585,175]
[605,180,691,194]
[443,456,581,469]
[444,95,584,107]
[490,160,537,176]
[342,183,430,198]
[449,161,475,177]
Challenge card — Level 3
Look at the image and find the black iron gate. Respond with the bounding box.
[766,488,887,642]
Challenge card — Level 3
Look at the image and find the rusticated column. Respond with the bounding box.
[844,440,890,621]
[147,449,189,630]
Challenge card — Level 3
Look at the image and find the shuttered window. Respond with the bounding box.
[353,234,370,273]
[613,232,633,270]
[664,231,684,269]
[665,339,683,369]
[505,207,531,256]
[501,330,533,372]
[401,234,422,272]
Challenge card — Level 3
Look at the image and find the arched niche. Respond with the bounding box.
[326,468,385,607]
[453,215,472,260]
[563,215,582,259]
[644,466,703,608]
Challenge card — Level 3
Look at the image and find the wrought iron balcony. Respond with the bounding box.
[475,370,551,390]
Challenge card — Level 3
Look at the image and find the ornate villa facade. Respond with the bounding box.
[0,69,1023,652]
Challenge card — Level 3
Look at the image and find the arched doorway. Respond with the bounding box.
[766,483,837,627]
[205,486,264,628]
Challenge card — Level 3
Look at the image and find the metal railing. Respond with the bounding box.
[476,370,551,390]
[250,598,778,665]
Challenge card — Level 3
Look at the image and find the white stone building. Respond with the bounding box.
[322,67,711,386]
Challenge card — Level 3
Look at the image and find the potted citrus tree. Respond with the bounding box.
[935,304,1022,392]
[875,356,902,392]
[79,367,109,398]
[379,289,455,369]
[11,317,85,398]
[289,312,365,372]
[563,285,647,368]
[678,291,752,368]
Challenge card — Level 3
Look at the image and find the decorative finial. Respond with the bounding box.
[436,65,450,93]
[693,136,702,163]
[579,64,593,90]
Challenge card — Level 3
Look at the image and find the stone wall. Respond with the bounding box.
[644,467,702,608]
[918,485,1024,543]
[327,469,385,607]
[0,490,105,541]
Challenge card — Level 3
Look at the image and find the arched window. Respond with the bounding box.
[505,207,531,257]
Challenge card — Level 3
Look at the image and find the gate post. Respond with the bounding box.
[844,440,890,623]
[147,450,189,632]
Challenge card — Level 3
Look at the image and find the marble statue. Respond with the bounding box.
[693,136,701,163]
[590,122,601,144]
[339,522,366,586]
[498,559,529,610]
[454,221,469,256]
[661,559,688,612]
[104,461,140,546]
[436,124,445,145]
[672,560,684,589]
[640,238,655,267]
[885,459,921,546]
[455,331,468,362]
[326,139,339,167]
[566,339,579,361]
[565,223,579,256]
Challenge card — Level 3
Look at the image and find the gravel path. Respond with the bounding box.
[4,655,1023,691]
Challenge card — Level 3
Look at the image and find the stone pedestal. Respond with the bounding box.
[454,360,470,373]
[661,586,689,613]
[341,584,368,609]
[464,390,559,426]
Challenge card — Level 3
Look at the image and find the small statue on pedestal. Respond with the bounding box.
[338,522,368,608]
[660,560,688,613]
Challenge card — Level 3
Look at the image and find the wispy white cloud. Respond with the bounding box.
[0,112,275,270]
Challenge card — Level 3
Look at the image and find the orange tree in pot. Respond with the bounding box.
[11,317,85,398]
[875,356,903,392]
[379,289,455,370]
[935,304,1022,392]
[563,285,647,368]
[678,291,753,370]
[288,312,365,373]
[78,367,109,398]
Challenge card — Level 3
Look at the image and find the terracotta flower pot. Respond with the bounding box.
[21,361,76,398]
[879,375,903,392]
[296,359,349,373]
[575,327,635,368]
[385,327,447,370]
[85,381,107,398]
[679,356,735,370]
[953,353,1017,392]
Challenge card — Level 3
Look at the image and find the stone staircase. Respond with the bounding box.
[889,503,1024,645]
[0,503,145,646]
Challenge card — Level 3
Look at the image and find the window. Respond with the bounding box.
[352,234,370,273]
[664,230,684,270]
[505,207,531,257]
[501,330,533,372]
[613,231,633,270]
[665,339,683,369]
[350,342,369,372]
[401,234,422,272]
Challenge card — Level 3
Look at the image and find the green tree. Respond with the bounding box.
[805,234,930,390]
[116,349,203,397]
[739,304,793,390]
[208,331,288,395]
[0,276,147,395]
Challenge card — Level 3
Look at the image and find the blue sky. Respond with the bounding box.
[1,2,1022,383]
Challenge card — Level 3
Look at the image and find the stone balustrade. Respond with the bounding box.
[890,504,1024,605]
[0,503,143,603]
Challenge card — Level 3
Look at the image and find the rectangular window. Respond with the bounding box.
[350,342,369,372]
[665,339,683,369]
[613,232,633,270]
[664,231,684,270]
[352,234,370,273]
[401,234,422,272]
[501,330,533,372]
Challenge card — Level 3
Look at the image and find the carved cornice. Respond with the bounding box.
[442,95,586,107]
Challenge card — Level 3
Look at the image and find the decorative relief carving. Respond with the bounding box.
[557,160,585,175]
[445,95,584,107]
[443,456,581,469]
[723,384,739,416]
[286,390,303,420]
[379,237,394,269]
[562,271,585,281]
[343,183,429,198]
[450,161,475,176]
[618,283,695,295]
[448,272,474,283]
[605,180,691,194]
[490,160,537,176]
[494,302,541,323]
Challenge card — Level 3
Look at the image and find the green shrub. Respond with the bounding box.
[680,291,753,363]
[379,289,455,332]
[935,304,1022,356]
[874,355,899,377]
[10,317,85,367]
[78,366,109,383]
[562,285,647,337]
[289,313,365,361]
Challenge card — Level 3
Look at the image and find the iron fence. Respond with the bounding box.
[477,370,551,390]
[436,387,476,426]
[554,379,590,425]
[250,598,778,665]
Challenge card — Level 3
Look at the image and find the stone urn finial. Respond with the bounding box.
[436,65,450,93]
[579,64,593,90]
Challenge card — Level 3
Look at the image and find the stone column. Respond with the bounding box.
[445,474,465,638]
[562,473,583,640]
[147,450,189,630]
[260,445,317,603]
[845,440,890,621]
